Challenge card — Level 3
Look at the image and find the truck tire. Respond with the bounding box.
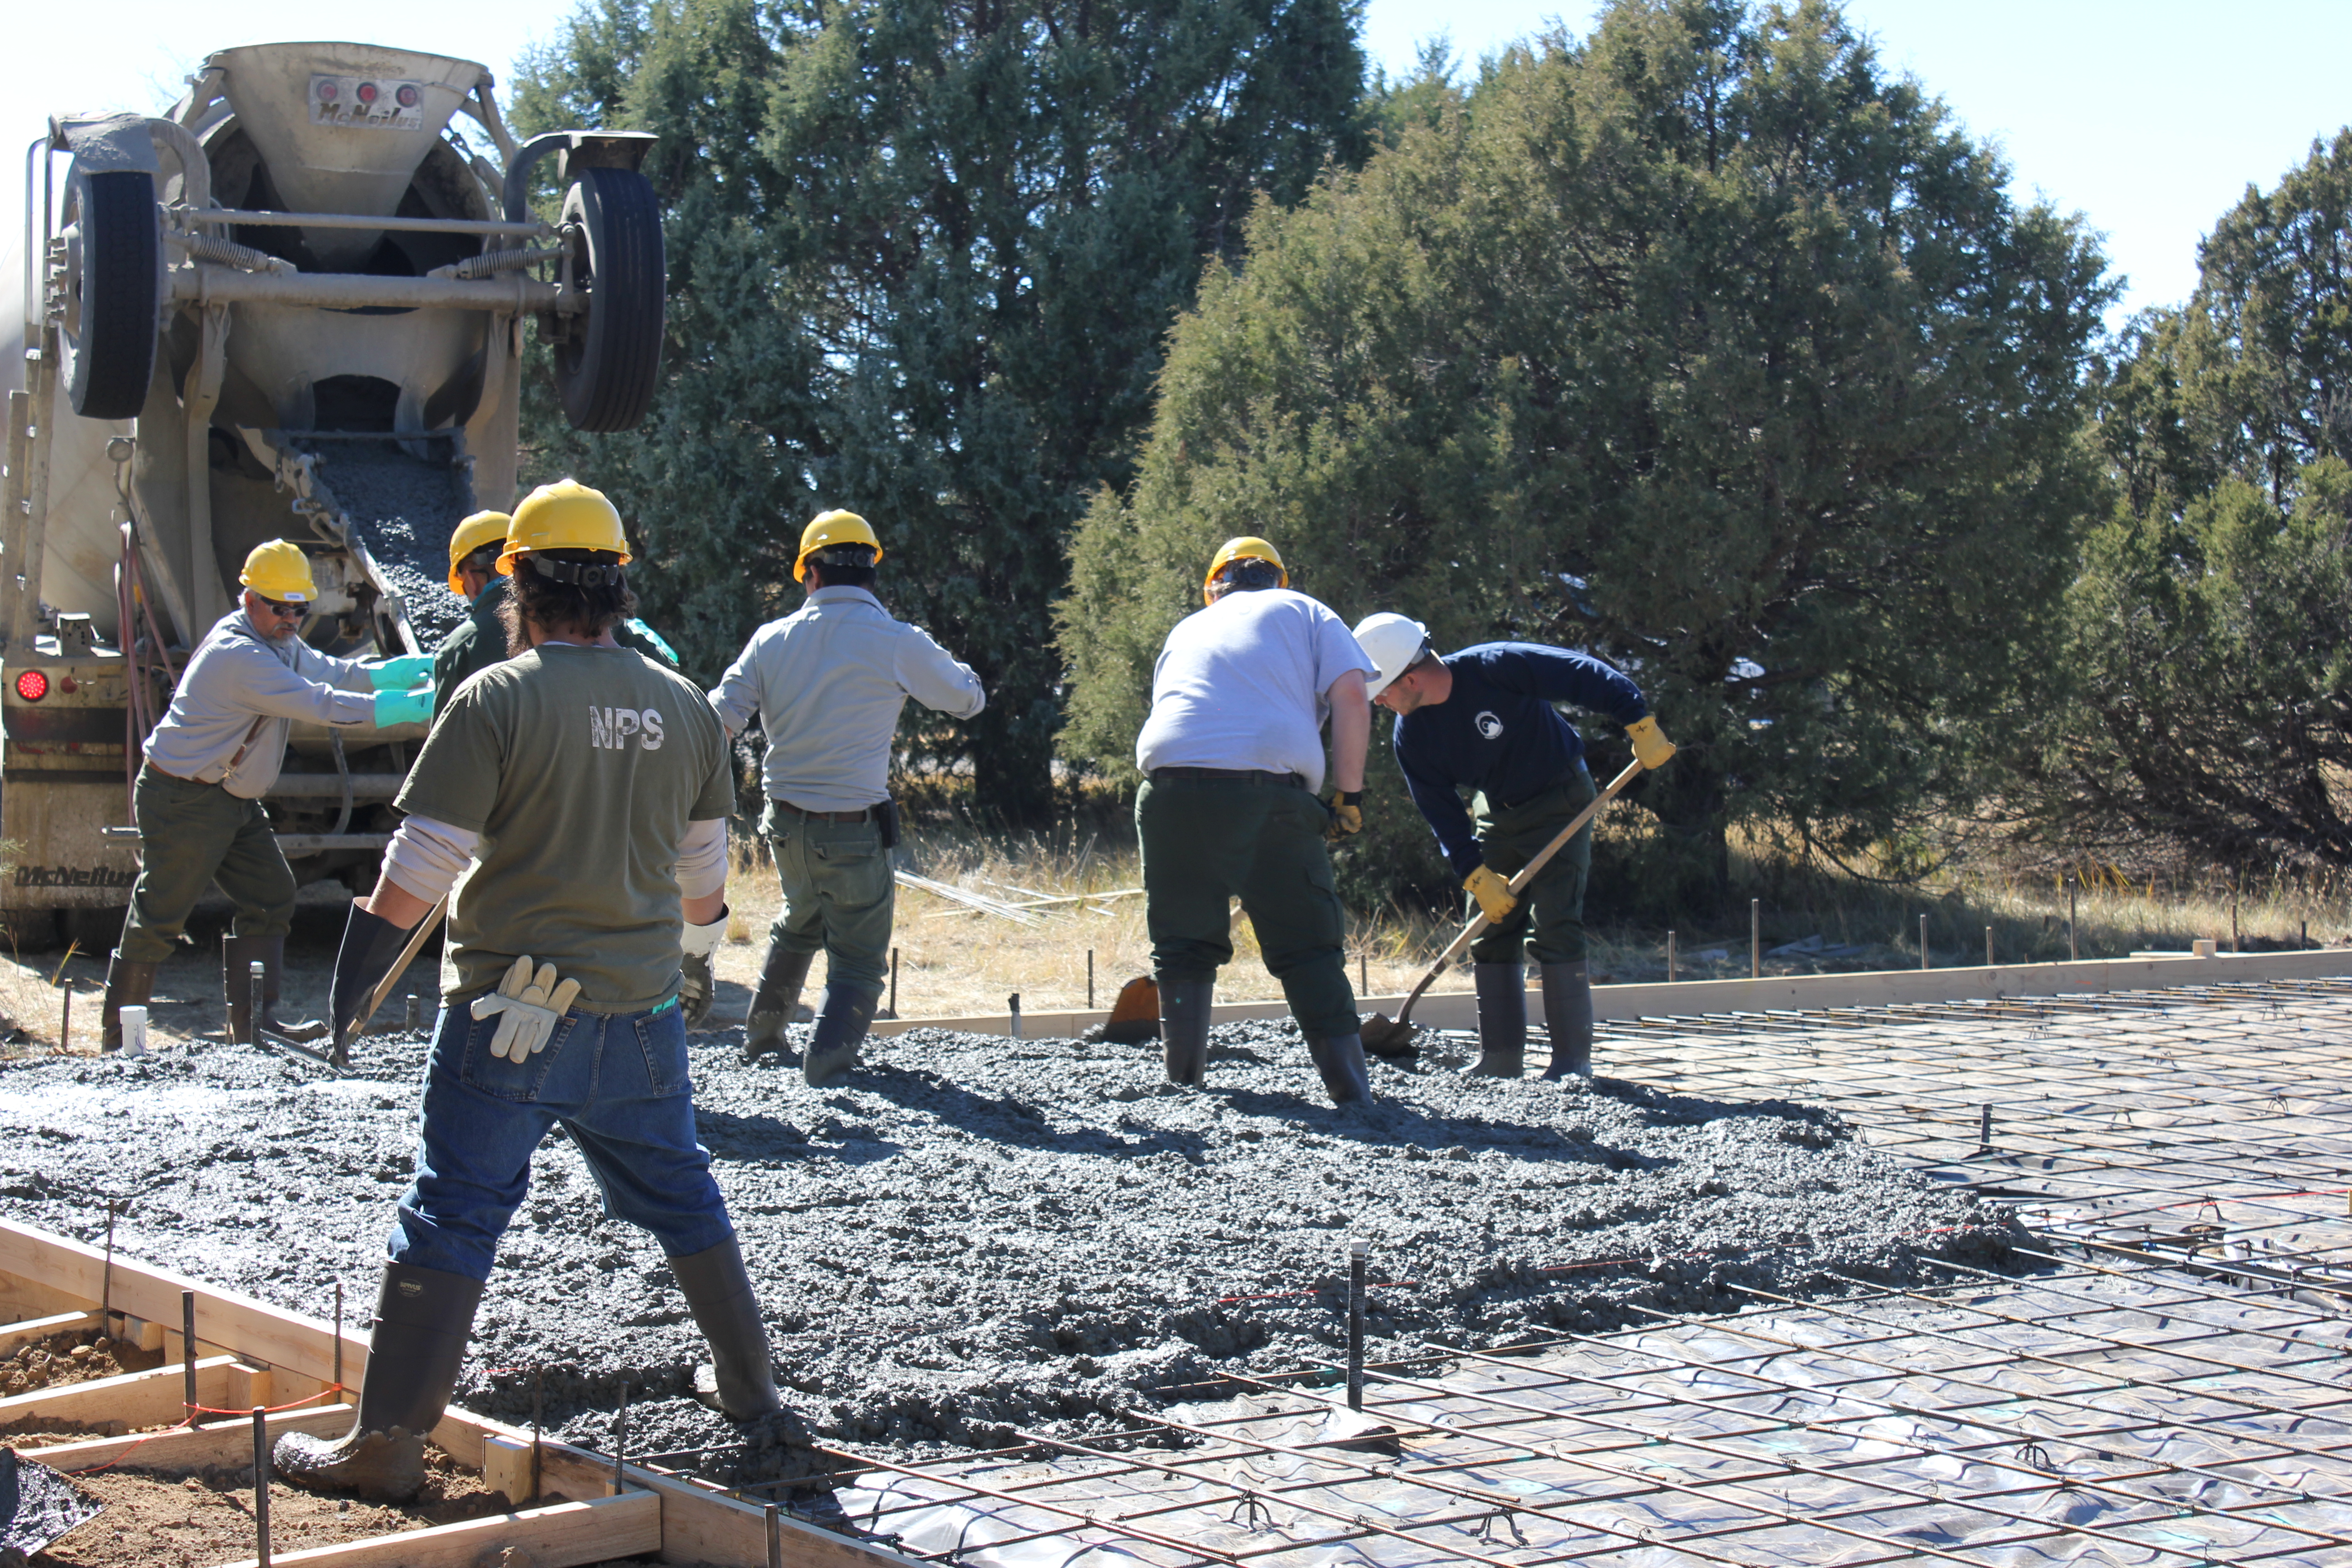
[553,167,665,432]
[62,170,162,421]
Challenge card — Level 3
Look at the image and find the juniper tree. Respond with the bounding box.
[1057,0,2110,910]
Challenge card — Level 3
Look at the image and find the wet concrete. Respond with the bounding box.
[0,1447,104,1559]
[0,1020,2019,1487]
[302,441,474,644]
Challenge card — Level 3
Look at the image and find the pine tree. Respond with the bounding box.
[514,0,1367,820]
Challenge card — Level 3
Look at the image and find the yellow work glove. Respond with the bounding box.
[1626,715,1676,769]
[1464,865,1518,922]
[1324,789,1364,845]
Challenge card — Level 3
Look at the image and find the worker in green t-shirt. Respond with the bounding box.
[434,509,684,720]
[276,482,774,1504]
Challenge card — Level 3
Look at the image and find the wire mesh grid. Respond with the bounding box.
[727,974,2352,1566]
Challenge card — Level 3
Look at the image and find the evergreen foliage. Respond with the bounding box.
[511,0,1368,820]
[2028,132,2352,867]
[1057,0,2110,909]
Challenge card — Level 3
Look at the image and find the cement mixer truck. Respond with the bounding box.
[1,42,662,946]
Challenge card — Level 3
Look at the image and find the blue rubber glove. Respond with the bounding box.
[624,617,681,665]
[374,685,433,728]
[365,653,435,691]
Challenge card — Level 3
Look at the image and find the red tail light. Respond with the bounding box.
[14,670,49,701]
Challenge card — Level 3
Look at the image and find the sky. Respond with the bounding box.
[4,0,2348,349]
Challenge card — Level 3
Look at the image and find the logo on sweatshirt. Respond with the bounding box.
[590,706,666,750]
[1475,710,1504,740]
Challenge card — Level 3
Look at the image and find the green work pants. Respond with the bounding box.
[1467,762,1597,965]
[116,762,297,964]
[1136,774,1359,1039]
[760,800,894,1002]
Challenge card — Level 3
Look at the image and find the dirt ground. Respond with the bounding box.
[3,1328,161,1402]
[20,1445,655,1566]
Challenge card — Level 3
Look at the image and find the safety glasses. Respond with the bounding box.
[255,596,308,620]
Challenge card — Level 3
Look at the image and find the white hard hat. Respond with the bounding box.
[1354,612,1429,699]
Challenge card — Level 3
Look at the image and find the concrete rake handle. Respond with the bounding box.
[1392,758,1646,1026]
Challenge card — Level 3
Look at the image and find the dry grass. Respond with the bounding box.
[4,824,2344,1054]
[704,828,1457,1018]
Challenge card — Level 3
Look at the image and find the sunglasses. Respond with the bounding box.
[255,596,308,619]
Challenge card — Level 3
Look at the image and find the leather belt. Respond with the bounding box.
[774,799,877,824]
[1149,767,1306,788]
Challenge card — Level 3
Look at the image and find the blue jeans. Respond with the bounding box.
[389,996,735,1283]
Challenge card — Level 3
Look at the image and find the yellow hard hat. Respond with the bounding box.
[795,509,883,583]
[447,511,512,593]
[239,539,319,603]
[1203,536,1287,604]
[496,480,631,576]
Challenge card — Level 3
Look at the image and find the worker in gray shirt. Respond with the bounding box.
[707,510,985,1084]
[103,540,435,1052]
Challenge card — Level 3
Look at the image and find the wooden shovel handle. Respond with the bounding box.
[1395,759,1646,1026]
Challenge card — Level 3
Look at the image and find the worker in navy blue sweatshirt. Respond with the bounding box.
[1353,615,1675,1080]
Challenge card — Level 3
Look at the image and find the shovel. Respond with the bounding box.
[1359,759,1645,1058]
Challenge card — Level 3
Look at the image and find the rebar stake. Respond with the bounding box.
[59,985,70,1050]
[181,1289,197,1420]
[1749,900,1760,979]
[101,1200,120,1323]
[1346,1237,1367,1411]
[1667,930,1676,983]
[1088,949,1096,1009]
[249,960,266,1044]
[1985,926,1994,967]
[405,992,421,1033]
[1008,993,1021,1040]
[766,1500,785,1568]
[532,1366,544,1504]
[612,1383,629,1495]
[1977,1104,1994,1156]
[889,947,899,1019]
[1920,914,1930,970]
[332,1281,343,1395]
[2069,879,2078,961]
[251,1405,271,1567]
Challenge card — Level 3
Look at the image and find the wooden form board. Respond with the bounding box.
[0,1214,934,1568]
[22,1404,354,1471]
[206,1491,661,1567]
[865,946,2352,1038]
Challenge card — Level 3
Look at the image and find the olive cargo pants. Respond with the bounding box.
[759,800,894,1002]
[1466,762,1597,965]
[1137,774,1359,1040]
[117,762,297,965]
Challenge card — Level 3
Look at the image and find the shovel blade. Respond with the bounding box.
[1358,1011,1420,1059]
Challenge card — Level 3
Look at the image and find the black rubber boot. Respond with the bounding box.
[1538,960,1594,1080]
[101,951,157,1054]
[1303,1032,1373,1105]
[1466,961,1526,1078]
[1158,972,1212,1087]
[803,985,879,1088]
[742,945,816,1063]
[273,1261,484,1502]
[225,934,326,1044]
[671,1237,783,1420]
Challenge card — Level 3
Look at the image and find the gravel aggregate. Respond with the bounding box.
[0,1019,2020,1487]
[303,441,475,643]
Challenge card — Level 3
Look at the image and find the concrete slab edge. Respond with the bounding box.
[866,948,2352,1038]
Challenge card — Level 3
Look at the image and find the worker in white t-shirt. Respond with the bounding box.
[1133,537,1377,1104]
